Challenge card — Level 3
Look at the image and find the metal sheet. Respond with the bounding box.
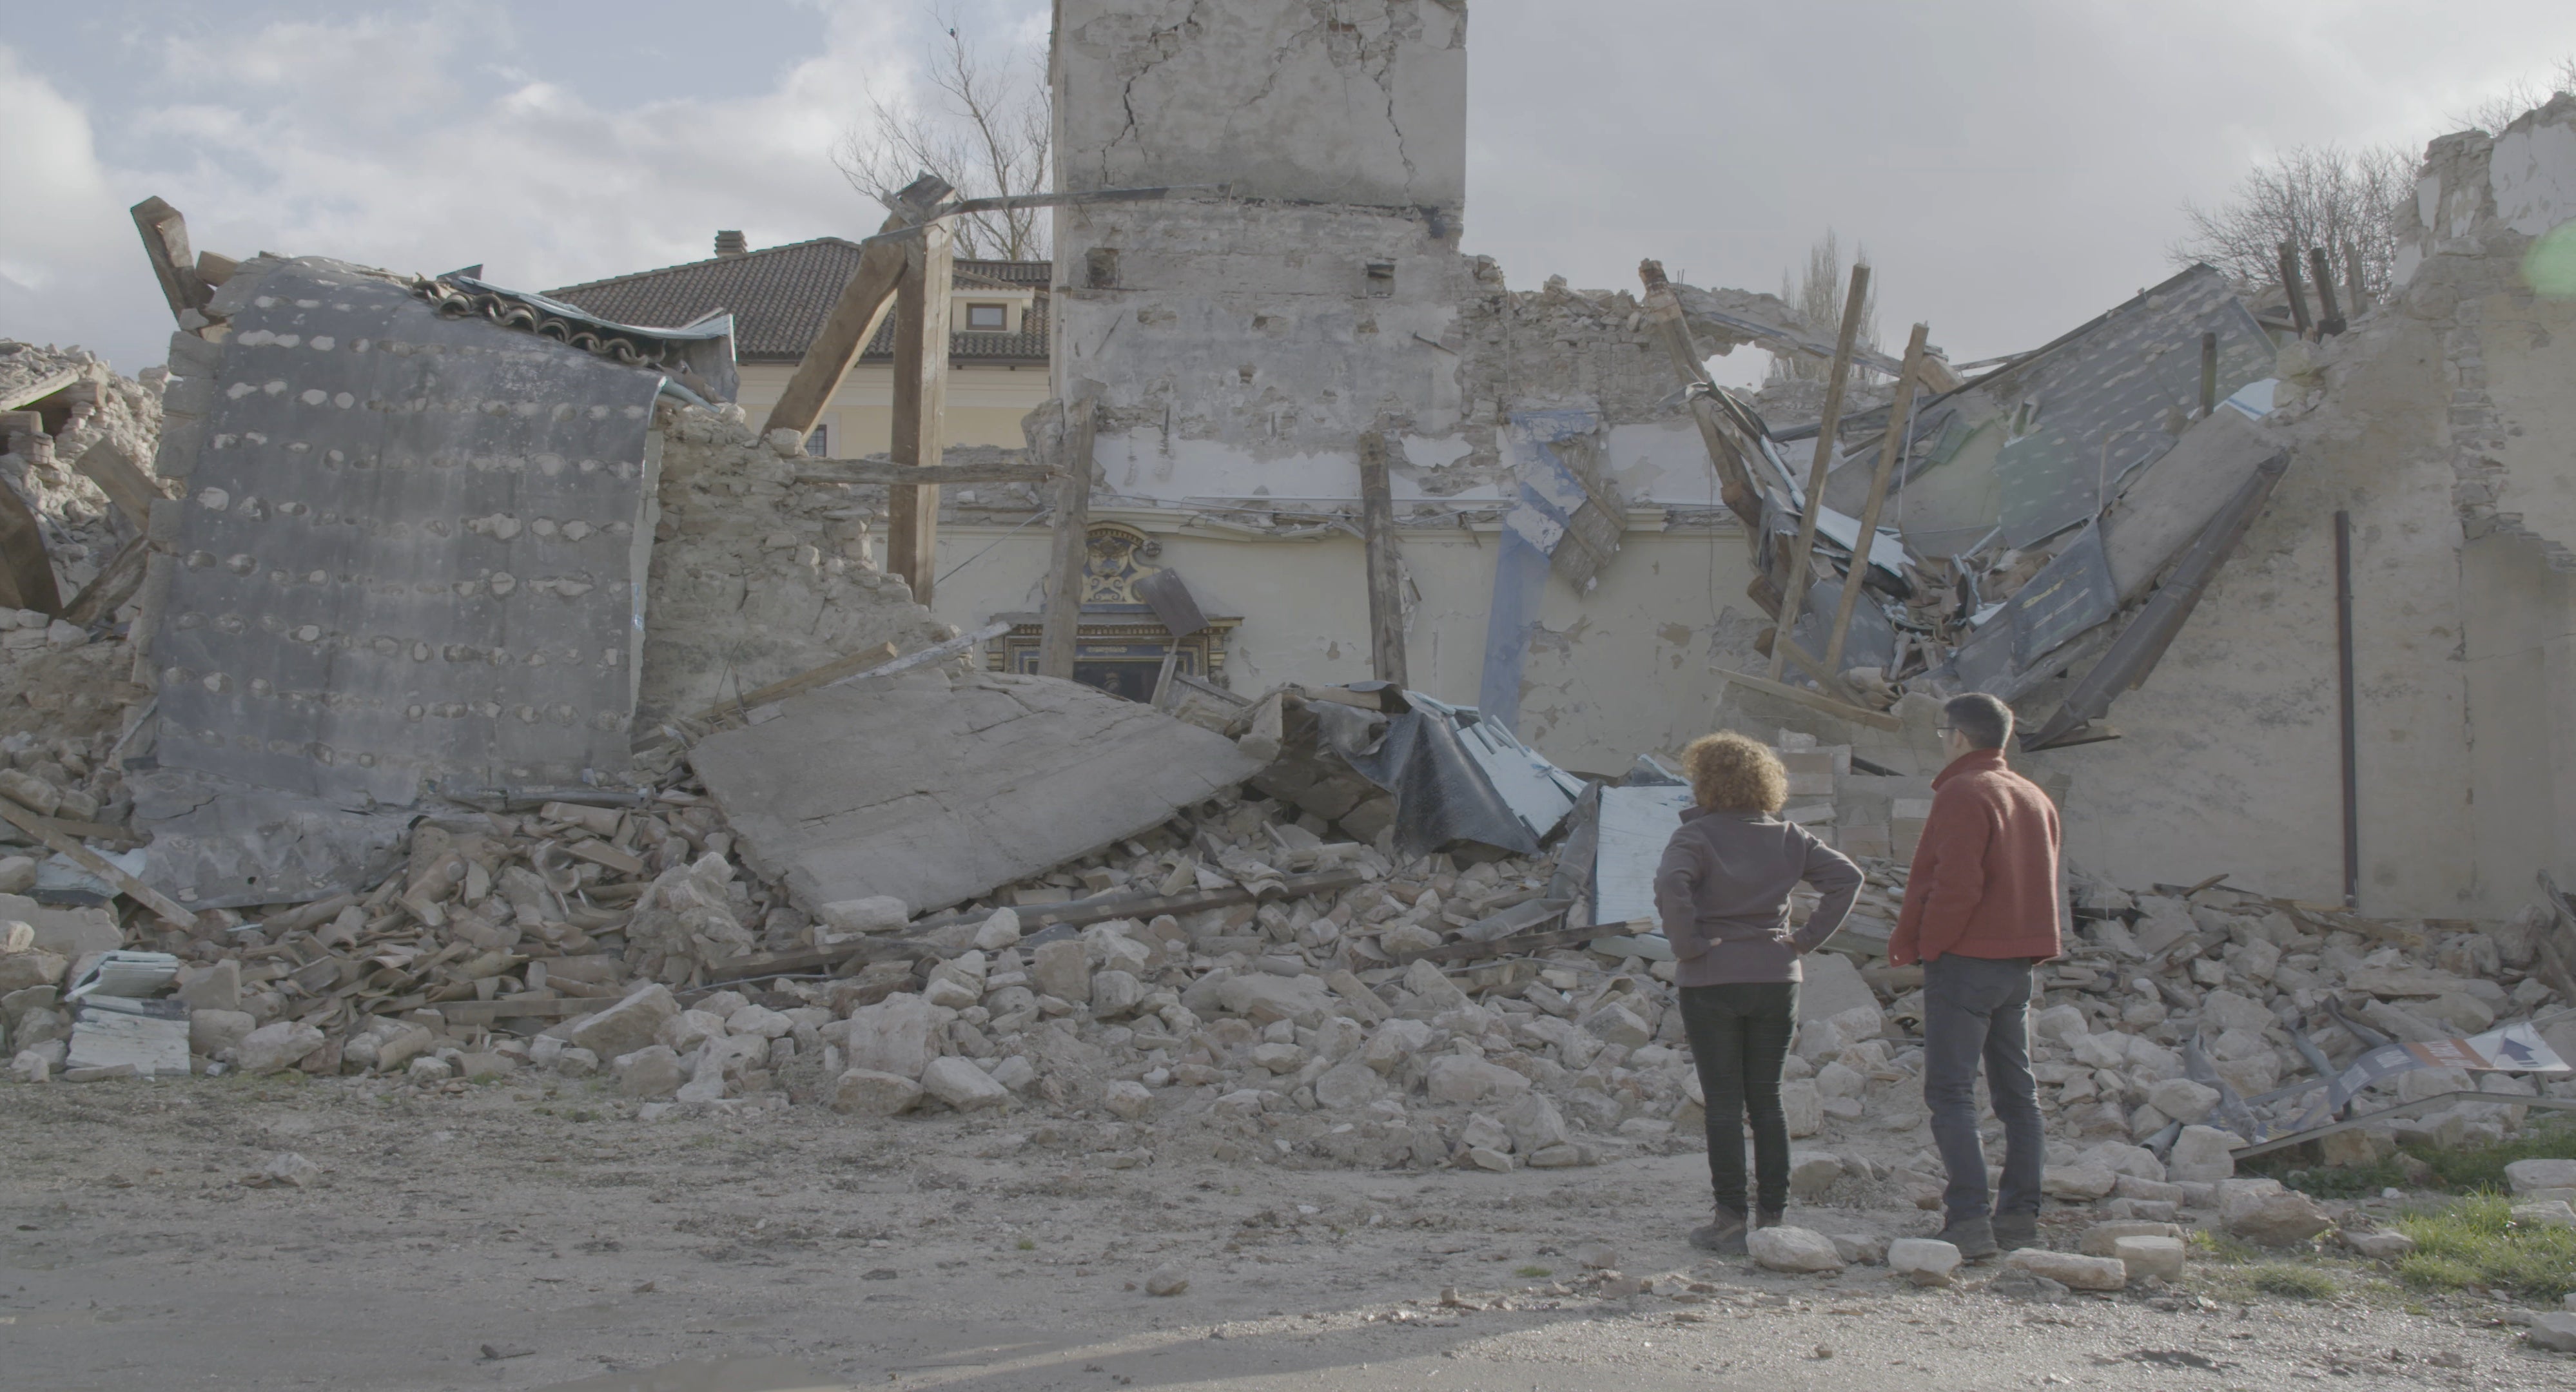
[2005,523,2118,664]
[1592,784,1692,929]
[150,258,663,805]
[1133,566,1209,637]
[1987,265,2273,547]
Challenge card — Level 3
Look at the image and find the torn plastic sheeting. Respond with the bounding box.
[2290,1019,2570,1134]
[1327,688,1581,858]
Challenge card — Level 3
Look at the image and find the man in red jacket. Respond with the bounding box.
[1889,692,2062,1259]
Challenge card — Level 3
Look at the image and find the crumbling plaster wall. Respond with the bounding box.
[1055,0,1467,209]
[2025,306,2477,915]
[638,407,953,722]
[928,516,1766,774]
[2031,97,2576,918]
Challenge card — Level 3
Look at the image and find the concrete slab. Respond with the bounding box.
[692,670,1267,917]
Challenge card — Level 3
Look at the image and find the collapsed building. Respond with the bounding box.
[2,2,2575,1277]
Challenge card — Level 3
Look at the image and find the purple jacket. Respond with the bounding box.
[1652,806,1863,987]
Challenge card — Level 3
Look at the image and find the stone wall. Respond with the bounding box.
[638,405,954,723]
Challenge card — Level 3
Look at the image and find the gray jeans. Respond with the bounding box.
[1920,953,2044,1223]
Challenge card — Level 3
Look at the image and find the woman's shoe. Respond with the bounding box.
[1689,1204,1750,1255]
[1755,1208,1786,1230]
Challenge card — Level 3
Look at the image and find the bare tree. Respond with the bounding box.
[1770,229,1878,388]
[834,8,1051,260]
[2167,144,2412,307]
[2450,54,2576,135]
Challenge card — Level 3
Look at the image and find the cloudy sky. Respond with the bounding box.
[5,1,2571,379]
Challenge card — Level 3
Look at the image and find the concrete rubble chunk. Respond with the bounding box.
[188,1009,255,1059]
[840,993,939,1081]
[2341,1228,2416,1259]
[830,1068,923,1116]
[1747,1225,1844,1274]
[1888,1237,1962,1285]
[921,1056,1010,1111]
[2508,1159,2576,1195]
[1144,1264,1188,1297]
[615,1046,687,1099]
[565,985,681,1061]
[233,1021,325,1075]
[2528,1313,2576,1354]
[1104,1079,1153,1118]
[821,896,910,935]
[691,671,1267,917]
[2077,1221,2185,1257]
[2219,1179,2333,1246]
[66,1010,190,1078]
[2110,1235,2187,1283]
[2003,1248,2127,1291]
[2165,1125,2241,1184]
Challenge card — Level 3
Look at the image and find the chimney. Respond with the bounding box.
[714,230,748,258]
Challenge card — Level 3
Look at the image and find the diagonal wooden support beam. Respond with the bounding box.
[1770,262,1869,684]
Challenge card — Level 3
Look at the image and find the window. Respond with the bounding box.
[965,302,1008,330]
[805,425,829,458]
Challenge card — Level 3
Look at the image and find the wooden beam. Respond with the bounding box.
[0,793,195,927]
[1821,322,1930,677]
[1715,666,1904,732]
[1637,259,1762,528]
[887,220,953,603]
[1037,397,1097,680]
[129,197,207,324]
[0,474,61,616]
[72,440,160,528]
[760,210,910,438]
[794,459,1060,487]
[0,367,81,414]
[61,535,148,628]
[1770,261,1869,681]
[1357,430,1409,687]
[694,642,896,722]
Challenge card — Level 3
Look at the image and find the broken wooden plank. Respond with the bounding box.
[436,996,601,1025]
[1637,258,1762,528]
[72,440,161,528]
[61,534,148,628]
[701,869,1372,987]
[1770,262,1870,683]
[1358,430,1409,687]
[887,218,954,604]
[759,177,939,438]
[1714,666,1904,732]
[1403,913,1641,966]
[1822,322,1930,677]
[694,642,897,721]
[0,793,194,927]
[1037,395,1095,680]
[794,459,1060,487]
[0,472,61,615]
[130,196,208,324]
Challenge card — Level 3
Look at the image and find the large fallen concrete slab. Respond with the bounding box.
[690,670,1269,916]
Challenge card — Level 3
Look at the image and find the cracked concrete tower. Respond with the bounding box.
[1049,1,1472,494]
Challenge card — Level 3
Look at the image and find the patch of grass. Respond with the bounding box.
[2185,1230,2259,1264]
[1016,1238,1037,1251]
[2249,1264,2340,1300]
[2392,1195,2576,1304]
[2262,1117,2576,1200]
[1514,1265,1552,1279]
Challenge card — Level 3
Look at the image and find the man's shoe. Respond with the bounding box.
[1689,1204,1749,1255]
[1938,1215,2000,1261]
[1993,1212,2039,1251]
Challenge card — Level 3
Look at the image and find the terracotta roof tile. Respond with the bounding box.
[544,238,1050,364]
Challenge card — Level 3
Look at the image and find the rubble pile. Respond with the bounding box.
[0,341,164,679]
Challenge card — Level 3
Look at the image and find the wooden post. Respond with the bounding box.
[1037,397,1097,680]
[1822,322,1931,677]
[1358,431,1409,688]
[760,213,906,438]
[2308,246,2346,336]
[1636,259,1762,528]
[2278,245,2313,338]
[2199,331,2219,416]
[1767,262,1869,682]
[887,220,954,604]
[129,197,206,324]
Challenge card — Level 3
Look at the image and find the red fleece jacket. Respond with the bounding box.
[1888,748,2064,965]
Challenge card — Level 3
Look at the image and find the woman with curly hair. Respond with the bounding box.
[1655,731,1862,1254]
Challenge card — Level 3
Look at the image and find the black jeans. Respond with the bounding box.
[1921,954,2045,1223]
[1679,981,1800,1214]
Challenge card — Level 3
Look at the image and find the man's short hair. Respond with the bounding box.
[1944,693,2013,750]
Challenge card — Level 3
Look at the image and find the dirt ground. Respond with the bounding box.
[3,1076,2570,1392]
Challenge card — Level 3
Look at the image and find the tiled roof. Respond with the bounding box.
[544,238,1051,364]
